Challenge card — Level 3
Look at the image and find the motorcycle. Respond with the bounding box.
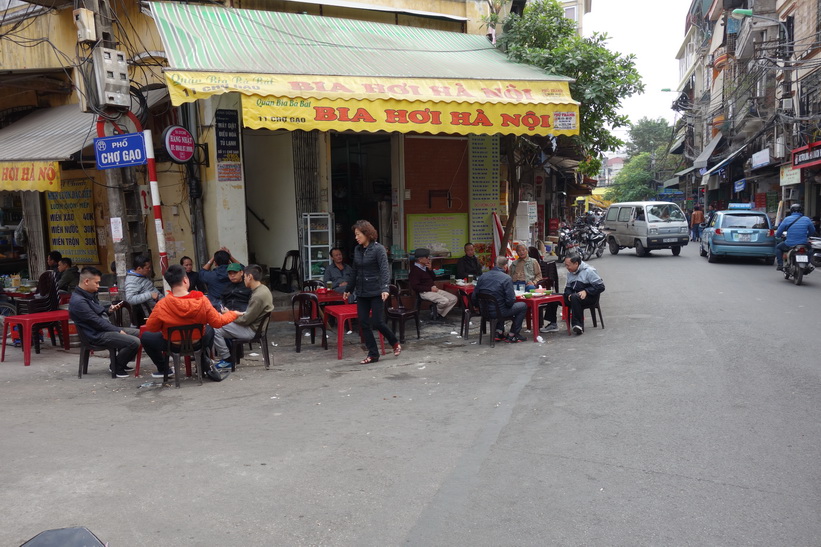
[782,242,814,285]
[589,225,607,258]
[555,224,576,261]
[810,237,821,268]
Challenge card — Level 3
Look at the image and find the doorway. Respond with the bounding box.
[331,133,392,256]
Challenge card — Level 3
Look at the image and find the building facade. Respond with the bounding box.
[672,0,821,221]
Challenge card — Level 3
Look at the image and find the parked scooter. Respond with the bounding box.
[810,237,821,268]
[555,224,576,261]
[782,243,815,285]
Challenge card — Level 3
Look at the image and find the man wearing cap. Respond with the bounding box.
[220,262,252,312]
[408,248,458,321]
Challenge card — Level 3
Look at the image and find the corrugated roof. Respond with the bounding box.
[150,2,572,82]
[0,105,95,162]
[280,0,468,22]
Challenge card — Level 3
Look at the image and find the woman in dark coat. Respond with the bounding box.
[343,220,400,363]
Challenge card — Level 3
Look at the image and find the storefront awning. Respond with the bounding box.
[0,105,97,191]
[150,2,580,137]
[662,177,679,188]
[702,145,748,177]
[693,132,723,169]
[674,166,695,176]
[279,0,468,22]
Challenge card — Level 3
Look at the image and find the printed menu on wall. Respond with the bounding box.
[406,214,468,257]
[45,178,99,264]
[468,135,500,266]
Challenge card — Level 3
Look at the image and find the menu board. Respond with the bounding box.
[468,135,500,267]
[215,109,242,181]
[45,178,99,264]
[406,214,468,257]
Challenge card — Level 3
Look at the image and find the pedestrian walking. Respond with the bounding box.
[343,220,400,364]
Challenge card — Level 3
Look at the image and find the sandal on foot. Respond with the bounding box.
[360,356,379,364]
[393,343,402,357]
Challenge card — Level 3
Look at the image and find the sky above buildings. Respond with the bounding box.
[585,0,693,138]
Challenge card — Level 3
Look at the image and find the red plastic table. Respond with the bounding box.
[1,310,70,366]
[516,294,568,341]
[323,303,385,360]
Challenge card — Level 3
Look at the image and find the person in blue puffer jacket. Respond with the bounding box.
[542,254,605,336]
[775,203,816,271]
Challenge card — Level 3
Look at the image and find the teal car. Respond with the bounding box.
[699,210,776,264]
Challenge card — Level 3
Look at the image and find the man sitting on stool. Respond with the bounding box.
[409,247,457,322]
[142,264,241,380]
[541,254,605,335]
[69,266,165,378]
[472,256,527,343]
[212,264,274,369]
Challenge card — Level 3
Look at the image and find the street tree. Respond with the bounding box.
[603,152,656,203]
[490,0,643,249]
[626,117,673,158]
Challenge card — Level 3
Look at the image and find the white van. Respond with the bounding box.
[603,201,690,256]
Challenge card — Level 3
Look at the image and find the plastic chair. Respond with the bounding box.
[457,288,477,339]
[75,326,118,379]
[476,293,504,348]
[291,293,327,353]
[270,250,300,292]
[166,324,204,388]
[229,313,273,370]
[566,299,605,334]
[384,284,419,343]
[109,300,132,328]
[302,280,322,292]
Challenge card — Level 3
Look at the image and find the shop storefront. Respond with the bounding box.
[150,2,580,272]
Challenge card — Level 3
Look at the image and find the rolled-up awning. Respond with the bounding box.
[694,132,723,169]
[0,105,98,191]
[150,3,580,136]
[702,145,748,177]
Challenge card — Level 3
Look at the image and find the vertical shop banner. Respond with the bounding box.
[215,109,242,182]
[45,178,99,264]
[468,135,500,268]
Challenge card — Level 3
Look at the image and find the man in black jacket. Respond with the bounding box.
[456,243,483,280]
[69,266,165,378]
[220,263,252,311]
[472,256,527,343]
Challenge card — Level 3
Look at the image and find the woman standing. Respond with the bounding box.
[343,220,400,363]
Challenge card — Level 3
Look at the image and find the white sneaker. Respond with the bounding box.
[151,369,175,379]
[540,323,559,333]
[572,325,584,335]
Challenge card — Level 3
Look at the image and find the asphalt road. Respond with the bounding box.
[2,242,820,546]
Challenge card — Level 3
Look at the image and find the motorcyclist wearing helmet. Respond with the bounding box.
[775,203,816,271]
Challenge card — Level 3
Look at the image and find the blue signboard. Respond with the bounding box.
[94,132,147,170]
[733,178,746,192]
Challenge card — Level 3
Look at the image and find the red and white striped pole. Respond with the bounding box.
[143,129,169,292]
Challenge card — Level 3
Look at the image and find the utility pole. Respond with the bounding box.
[76,0,148,288]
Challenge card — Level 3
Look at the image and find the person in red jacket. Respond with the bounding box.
[141,264,240,379]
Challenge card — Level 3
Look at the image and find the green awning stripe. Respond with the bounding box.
[150,2,574,81]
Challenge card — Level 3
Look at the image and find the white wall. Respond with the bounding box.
[242,129,298,270]
[199,94,248,263]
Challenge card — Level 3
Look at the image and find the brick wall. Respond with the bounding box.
[403,137,469,217]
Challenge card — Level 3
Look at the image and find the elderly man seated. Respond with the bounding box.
[472,256,527,343]
[408,247,457,322]
[509,243,542,291]
[541,254,605,335]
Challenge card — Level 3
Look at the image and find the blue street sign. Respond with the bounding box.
[94,132,147,170]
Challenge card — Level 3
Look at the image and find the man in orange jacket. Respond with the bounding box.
[141,264,241,379]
